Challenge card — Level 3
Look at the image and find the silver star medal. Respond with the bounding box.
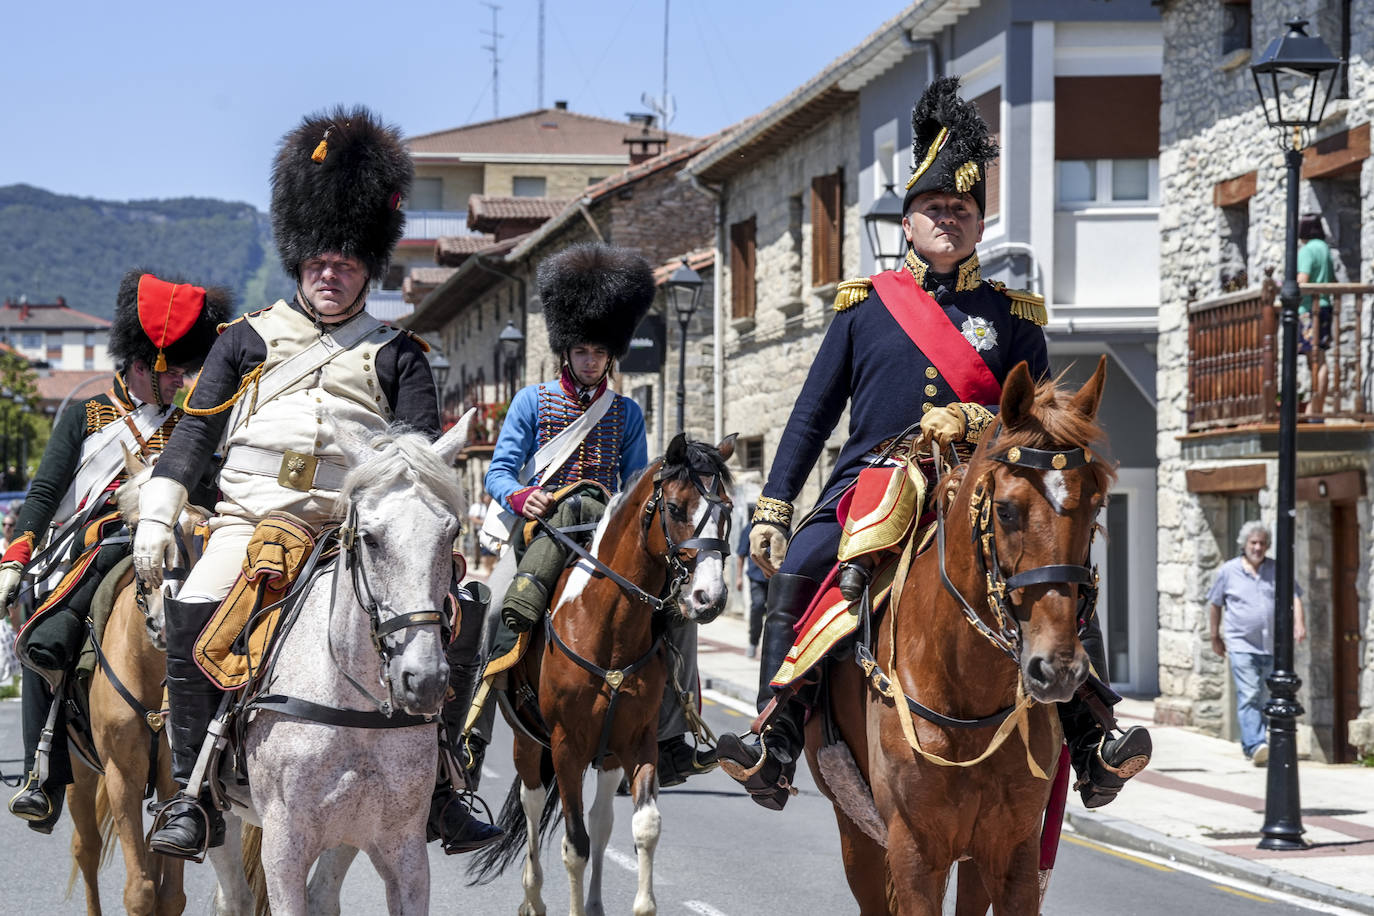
[961,316,998,352]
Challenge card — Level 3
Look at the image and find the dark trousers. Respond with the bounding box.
[746,579,766,647]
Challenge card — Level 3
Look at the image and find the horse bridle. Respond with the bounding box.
[536,459,732,768]
[330,503,446,718]
[938,430,1101,662]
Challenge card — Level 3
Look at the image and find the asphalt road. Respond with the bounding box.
[0,694,1346,914]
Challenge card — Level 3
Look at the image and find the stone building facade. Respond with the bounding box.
[1154,0,1373,761]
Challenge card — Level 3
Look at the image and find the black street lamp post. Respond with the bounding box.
[862,182,907,272]
[1249,19,1341,852]
[664,258,703,436]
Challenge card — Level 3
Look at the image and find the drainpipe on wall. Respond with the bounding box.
[686,173,724,444]
[908,35,941,86]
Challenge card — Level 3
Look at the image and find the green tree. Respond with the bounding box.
[0,349,49,489]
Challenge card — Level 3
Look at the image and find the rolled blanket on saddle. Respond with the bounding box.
[195,513,318,690]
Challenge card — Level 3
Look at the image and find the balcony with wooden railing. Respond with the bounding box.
[1187,270,1374,433]
[440,400,507,452]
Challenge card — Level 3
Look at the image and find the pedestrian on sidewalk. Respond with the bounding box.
[735,503,767,659]
[1207,520,1307,766]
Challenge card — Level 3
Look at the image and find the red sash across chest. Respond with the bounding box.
[869,268,1002,404]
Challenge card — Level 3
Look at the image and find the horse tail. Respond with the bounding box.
[242,822,271,916]
[467,748,561,885]
[65,773,119,898]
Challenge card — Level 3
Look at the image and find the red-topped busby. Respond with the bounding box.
[538,243,656,359]
[270,105,413,281]
[903,76,1000,215]
[109,270,234,372]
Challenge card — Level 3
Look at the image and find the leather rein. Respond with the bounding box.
[535,461,732,768]
[244,503,445,729]
[853,425,1100,733]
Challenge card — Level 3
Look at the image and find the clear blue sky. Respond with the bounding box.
[5,0,906,211]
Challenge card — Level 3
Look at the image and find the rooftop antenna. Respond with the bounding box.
[481,2,503,119]
[640,0,675,129]
[536,0,546,109]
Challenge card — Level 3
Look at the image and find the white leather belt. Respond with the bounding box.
[222,445,349,492]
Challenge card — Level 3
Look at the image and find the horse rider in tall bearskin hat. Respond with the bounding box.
[2,271,231,833]
[464,242,717,788]
[716,77,1152,810]
[131,105,503,859]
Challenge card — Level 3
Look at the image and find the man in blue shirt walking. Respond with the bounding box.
[1208,521,1307,765]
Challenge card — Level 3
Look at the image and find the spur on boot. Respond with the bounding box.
[717,722,801,811]
[657,735,718,788]
[1072,725,1152,808]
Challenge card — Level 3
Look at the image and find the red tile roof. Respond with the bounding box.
[653,248,715,285]
[467,196,572,231]
[407,108,694,158]
[0,301,111,330]
[435,234,497,266]
[34,370,113,404]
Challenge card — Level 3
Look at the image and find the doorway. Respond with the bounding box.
[1331,500,1360,763]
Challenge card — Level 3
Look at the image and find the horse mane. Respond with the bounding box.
[987,374,1117,488]
[660,438,734,489]
[337,423,466,515]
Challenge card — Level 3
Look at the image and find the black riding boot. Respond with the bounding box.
[428,582,504,854]
[147,598,226,859]
[1061,612,1152,808]
[717,573,817,811]
[8,668,70,834]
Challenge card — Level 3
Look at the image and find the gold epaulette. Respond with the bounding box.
[403,329,431,352]
[988,281,1047,326]
[833,278,873,311]
[215,306,269,334]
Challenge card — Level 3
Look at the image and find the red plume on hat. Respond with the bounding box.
[110,270,234,372]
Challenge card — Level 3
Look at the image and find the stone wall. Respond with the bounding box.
[1156,0,1374,755]
[718,101,862,511]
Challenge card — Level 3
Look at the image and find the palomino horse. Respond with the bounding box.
[471,433,734,916]
[217,415,475,916]
[809,359,1114,915]
[65,454,224,916]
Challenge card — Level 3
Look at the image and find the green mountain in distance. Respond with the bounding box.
[0,184,294,320]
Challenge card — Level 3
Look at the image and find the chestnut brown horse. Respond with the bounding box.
[808,358,1114,915]
[471,433,734,916]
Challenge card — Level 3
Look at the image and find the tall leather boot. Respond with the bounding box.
[656,619,718,787]
[718,573,817,810]
[1061,610,1151,808]
[427,581,503,854]
[147,598,226,859]
[8,668,70,834]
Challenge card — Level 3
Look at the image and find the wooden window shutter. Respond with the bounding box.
[811,170,843,286]
[730,217,757,319]
[972,89,1001,218]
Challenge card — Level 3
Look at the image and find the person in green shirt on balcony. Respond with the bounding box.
[1297,212,1336,417]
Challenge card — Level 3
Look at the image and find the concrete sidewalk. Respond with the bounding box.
[695,611,1374,914]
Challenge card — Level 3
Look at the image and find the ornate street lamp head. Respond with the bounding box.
[665,258,703,324]
[863,182,906,271]
[1250,20,1342,135]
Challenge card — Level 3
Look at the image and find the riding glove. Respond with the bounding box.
[748,524,788,577]
[132,477,188,589]
[0,560,22,611]
[919,405,966,448]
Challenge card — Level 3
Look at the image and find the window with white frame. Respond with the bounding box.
[1056,158,1158,206]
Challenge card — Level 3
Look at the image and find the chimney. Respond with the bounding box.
[19,303,29,321]
[554,100,568,110]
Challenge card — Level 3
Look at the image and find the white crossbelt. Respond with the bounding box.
[221,445,349,491]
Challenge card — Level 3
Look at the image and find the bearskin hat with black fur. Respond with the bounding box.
[903,76,1000,214]
[538,243,656,359]
[109,270,234,371]
[270,105,413,280]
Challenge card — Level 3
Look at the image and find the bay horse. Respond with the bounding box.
[217,414,476,916]
[470,433,734,916]
[809,358,1114,915]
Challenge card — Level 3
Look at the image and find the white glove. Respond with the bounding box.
[749,524,789,577]
[0,560,22,612]
[132,477,188,589]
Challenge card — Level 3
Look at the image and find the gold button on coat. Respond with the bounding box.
[924,384,937,397]
[922,402,933,413]
[925,366,938,379]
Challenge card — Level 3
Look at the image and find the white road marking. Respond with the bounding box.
[702,688,758,717]
[683,901,730,916]
[604,845,672,884]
